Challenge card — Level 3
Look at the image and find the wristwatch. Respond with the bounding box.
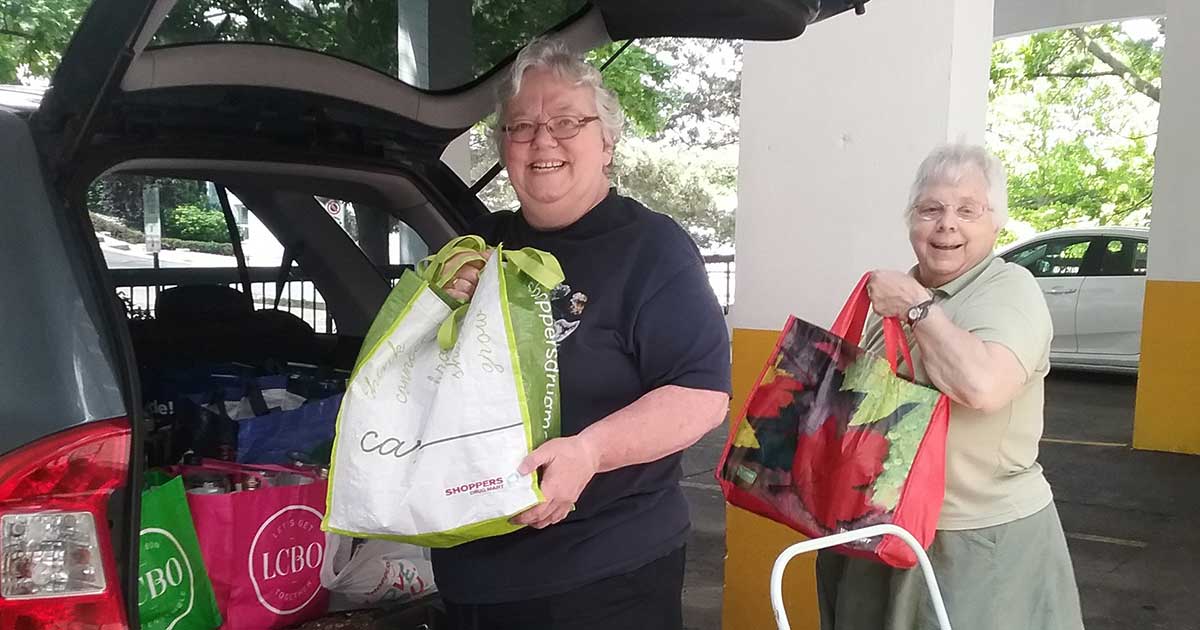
[906,295,936,327]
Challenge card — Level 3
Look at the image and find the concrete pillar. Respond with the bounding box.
[1133,0,1200,454]
[723,1,994,628]
[398,0,472,253]
[396,0,473,182]
[397,0,473,89]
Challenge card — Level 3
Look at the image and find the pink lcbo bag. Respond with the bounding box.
[173,459,330,630]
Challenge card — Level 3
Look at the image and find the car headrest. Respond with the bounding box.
[155,284,254,325]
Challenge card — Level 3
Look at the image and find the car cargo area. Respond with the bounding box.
[95,167,455,629]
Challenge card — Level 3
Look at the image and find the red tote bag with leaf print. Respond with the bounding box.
[717,274,951,568]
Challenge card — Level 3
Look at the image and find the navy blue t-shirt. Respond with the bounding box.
[430,190,732,604]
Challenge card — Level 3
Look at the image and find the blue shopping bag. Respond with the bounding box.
[236,393,343,465]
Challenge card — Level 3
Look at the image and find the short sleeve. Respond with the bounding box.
[632,259,732,394]
[953,265,1053,378]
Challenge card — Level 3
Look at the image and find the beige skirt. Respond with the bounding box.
[816,503,1084,630]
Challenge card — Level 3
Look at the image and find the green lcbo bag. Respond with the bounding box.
[138,475,222,630]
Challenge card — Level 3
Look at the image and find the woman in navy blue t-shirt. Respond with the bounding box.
[433,38,732,630]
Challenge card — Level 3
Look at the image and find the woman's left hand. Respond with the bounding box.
[510,436,601,529]
[441,249,492,302]
[867,270,933,319]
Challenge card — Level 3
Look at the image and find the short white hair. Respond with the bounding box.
[906,144,1009,228]
[492,37,626,159]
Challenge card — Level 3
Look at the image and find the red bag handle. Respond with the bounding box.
[830,273,915,376]
[173,458,316,477]
[200,458,302,473]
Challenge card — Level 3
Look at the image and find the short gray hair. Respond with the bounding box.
[492,37,626,159]
[906,144,1009,228]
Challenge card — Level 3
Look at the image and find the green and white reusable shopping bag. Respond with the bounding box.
[323,236,563,547]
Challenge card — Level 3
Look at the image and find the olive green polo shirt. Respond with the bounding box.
[861,256,1054,530]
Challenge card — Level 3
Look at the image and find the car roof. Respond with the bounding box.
[999,226,1150,253]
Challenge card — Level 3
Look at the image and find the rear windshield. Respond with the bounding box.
[150,0,588,91]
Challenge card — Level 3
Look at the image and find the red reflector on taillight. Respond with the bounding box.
[0,418,130,629]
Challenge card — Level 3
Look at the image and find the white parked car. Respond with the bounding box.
[998,227,1149,374]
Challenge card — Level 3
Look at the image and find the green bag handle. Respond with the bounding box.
[433,252,488,290]
[416,235,489,285]
[433,244,564,350]
[437,302,471,350]
[502,247,565,288]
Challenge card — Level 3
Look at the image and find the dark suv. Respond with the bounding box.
[0,0,859,626]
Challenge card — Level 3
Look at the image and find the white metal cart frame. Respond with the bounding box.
[770,524,952,630]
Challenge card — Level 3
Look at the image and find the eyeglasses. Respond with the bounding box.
[502,116,600,143]
[911,202,991,222]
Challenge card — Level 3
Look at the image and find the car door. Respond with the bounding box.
[1075,237,1147,356]
[1003,236,1096,354]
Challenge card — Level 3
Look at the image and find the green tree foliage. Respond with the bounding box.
[585,42,673,136]
[988,19,1162,240]
[163,204,230,243]
[611,139,736,249]
[0,0,89,83]
[643,38,743,149]
[88,176,211,229]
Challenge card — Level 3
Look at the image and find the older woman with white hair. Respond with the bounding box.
[433,38,731,630]
[816,144,1084,630]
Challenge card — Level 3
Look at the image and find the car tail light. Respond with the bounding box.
[0,418,131,629]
